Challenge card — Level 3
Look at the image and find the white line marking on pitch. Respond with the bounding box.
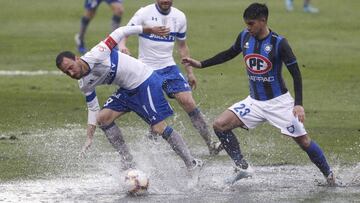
[0,70,62,76]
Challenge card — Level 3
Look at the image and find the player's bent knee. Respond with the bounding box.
[85,10,96,19]
[151,121,167,135]
[175,92,195,107]
[111,4,124,15]
[293,134,311,149]
[181,98,197,112]
[114,9,124,16]
[96,111,113,127]
[213,119,226,132]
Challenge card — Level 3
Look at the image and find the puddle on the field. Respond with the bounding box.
[1,126,359,202]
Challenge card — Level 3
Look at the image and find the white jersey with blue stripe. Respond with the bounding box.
[79,40,153,125]
[127,4,187,70]
[80,44,152,93]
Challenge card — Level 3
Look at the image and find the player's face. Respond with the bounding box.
[59,57,84,80]
[244,18,266,37]
[156,0,172,12]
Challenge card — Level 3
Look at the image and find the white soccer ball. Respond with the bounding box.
[124,169,149,195]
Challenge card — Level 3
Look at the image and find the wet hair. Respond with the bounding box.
[243,3,268,21]
[55,51,75,69]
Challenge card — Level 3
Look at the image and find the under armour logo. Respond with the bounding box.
[88,79,95,85]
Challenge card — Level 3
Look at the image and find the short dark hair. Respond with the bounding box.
[243,3,268,21]
[55,51,75,69]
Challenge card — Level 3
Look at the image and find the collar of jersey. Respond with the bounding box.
[155,3,171,15]
[80,58,91,77]
[254,30,272,41]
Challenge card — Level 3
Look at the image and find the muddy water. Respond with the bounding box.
[1,127,359,202]
[1,163,360,202]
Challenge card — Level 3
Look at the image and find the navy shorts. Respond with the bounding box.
[84,0,123,10]
[155,65,191,99]
[103,73,173,126]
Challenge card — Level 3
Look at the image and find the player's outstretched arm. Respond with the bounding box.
[177,40,197,89]
[86,26,169,62]
[181,57,202,68]
[279,38,304,122]
[293,105,305,123]
[143,26,170,36]
[80,124,96,158]
[118,36,131,55]
[118,26,170,56]
[104,26,169,50]
[287,63,304,123]
[79,90,100,158]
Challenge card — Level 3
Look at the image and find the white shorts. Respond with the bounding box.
[228,92,307,137]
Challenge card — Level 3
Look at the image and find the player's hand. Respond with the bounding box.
[143,26,170,37]
[119,45,131,56]
[79,137,93,158]
[293,105,305,123]
[187,72,197,90]
[181,57,202,68]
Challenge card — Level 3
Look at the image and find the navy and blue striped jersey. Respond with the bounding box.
[232,29,297,101]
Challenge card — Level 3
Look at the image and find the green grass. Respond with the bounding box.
[0,0,359,180]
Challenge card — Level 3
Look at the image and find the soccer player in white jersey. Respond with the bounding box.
[56,25,203,171]
[119,0,223,156]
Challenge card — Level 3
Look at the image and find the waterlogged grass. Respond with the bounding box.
[0,0,359,181]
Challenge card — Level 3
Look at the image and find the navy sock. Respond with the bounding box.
[112,15,121,31]
[161,126,173,140]
[79,16,90,41]
[81,16,90,26]
[215,130,244,167]
[304,141,331,176]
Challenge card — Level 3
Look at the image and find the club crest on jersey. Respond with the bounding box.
[264,43,272,53]
[244,54,272,74]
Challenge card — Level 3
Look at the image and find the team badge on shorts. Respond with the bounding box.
[287,125,295,133]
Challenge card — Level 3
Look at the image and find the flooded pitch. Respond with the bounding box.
[1,126,359,202]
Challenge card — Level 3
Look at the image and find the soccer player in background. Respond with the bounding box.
[75,0,125,54]
[182,3,335,185]
[119,0,223,156]
[56,25,203,171]
[285,0,319,13]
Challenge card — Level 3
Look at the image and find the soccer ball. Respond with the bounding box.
[124,169,149,195]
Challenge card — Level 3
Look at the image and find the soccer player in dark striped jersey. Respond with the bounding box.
[182,3,335,186]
